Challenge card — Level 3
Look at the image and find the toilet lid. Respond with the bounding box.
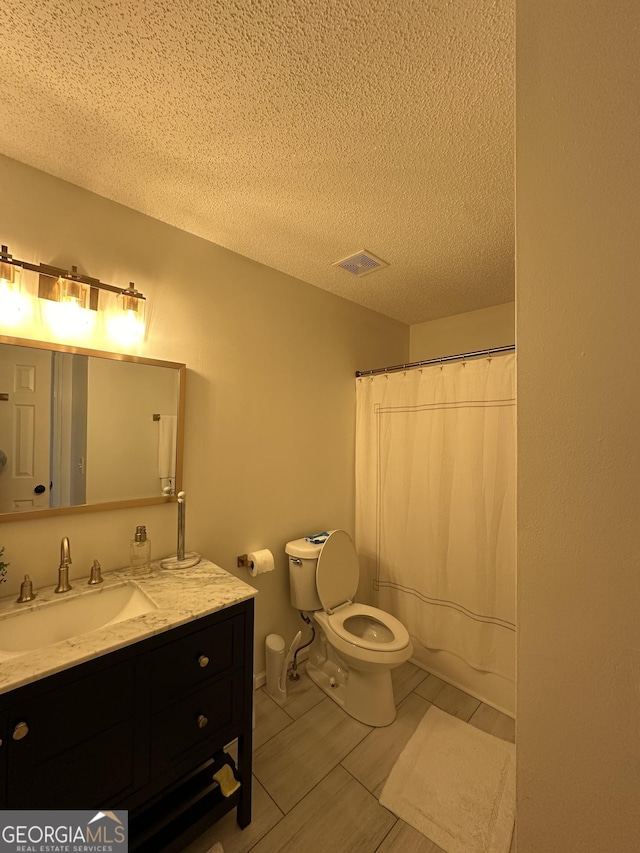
[316,529,359,612]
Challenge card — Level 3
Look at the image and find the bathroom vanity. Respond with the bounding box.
[0,559,257,853]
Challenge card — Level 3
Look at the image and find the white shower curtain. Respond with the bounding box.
[355,354,515,682]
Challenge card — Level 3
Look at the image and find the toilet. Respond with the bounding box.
[285,529,412,726]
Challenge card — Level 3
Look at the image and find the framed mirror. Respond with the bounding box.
[0,335,185,522]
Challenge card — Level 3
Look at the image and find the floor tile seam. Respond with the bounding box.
[257,728,373,816]
[296,761,395,826]
[285,693,329,725]
[260,760,345,818]
[372,816,401,853]
[394,671,430,699]
[339,758,381,799]
[251,717,296,754]
[244,767,364,853]
[398,688,433,711]
[251,730,365,791]
[468,703,482,724]
[239,774,286,853]
[258,685,297,723]
[251,771,286,820]
[337,720,378,765]
[251,695,331,760]
[338,692,433,772]
[340,763,402,848]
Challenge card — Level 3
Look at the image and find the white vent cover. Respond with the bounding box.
[332,250,389,277]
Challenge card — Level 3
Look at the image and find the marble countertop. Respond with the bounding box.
[0,556,257,695]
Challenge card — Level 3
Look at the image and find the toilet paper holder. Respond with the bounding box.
[237,548,275,576]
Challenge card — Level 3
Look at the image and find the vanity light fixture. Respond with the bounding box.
[0,245,29,326]
[0,244,147,340]
[38,265,96,337]
[108,282,147,345]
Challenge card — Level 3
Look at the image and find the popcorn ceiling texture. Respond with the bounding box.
[0,1,514,325]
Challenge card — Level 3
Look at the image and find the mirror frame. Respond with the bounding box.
[0,335,186,523]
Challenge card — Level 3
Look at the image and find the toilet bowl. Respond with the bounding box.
[285,530,412,726]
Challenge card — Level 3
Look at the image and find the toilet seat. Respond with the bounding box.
[313,530,411,660]
[326,602,410,652]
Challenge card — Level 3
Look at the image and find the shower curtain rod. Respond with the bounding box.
[355,344,515,377]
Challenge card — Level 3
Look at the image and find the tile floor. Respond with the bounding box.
[183,661,516,853]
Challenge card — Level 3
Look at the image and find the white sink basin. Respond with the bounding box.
[0,582,158,653]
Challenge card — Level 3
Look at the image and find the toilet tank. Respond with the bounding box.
[285,537,323,611]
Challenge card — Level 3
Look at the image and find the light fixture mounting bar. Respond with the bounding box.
[0,244,145,301]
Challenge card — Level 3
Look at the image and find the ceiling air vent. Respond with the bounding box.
[332,250,388,277]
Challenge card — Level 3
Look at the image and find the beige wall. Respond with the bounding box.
[0,155,408,673]
[517,3,640,851]
[409,302,514,361]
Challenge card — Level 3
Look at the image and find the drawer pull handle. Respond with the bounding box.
[197,714,208,729]
[198,655,210,668]
[12,722,29,741]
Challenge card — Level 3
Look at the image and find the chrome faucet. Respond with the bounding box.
[55,536,73,593]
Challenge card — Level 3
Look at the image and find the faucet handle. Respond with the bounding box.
[16,574,36,603]
[88,560,103,585]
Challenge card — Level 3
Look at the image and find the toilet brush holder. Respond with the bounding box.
[265,634,286,703]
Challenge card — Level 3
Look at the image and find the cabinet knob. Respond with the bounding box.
[198,655,209,668]
[197,714,208,729]
[12,722,29,741]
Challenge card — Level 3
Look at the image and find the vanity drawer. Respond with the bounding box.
[150,613,244,707]
[150,672,243,777]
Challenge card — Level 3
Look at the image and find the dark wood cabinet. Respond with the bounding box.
[0,598,254,852]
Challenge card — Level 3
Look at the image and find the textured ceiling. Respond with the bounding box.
[0,1,514,325]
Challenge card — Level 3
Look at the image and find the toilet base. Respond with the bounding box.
[306,644,397,727]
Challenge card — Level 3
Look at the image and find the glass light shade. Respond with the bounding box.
[107,291,146,345]
[0,263,29,326]
[42,277,96,337]
[59,277,89,309]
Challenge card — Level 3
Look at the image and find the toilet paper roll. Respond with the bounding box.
[248,549,275,577]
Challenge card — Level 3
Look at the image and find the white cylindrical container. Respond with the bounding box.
[265,633,286,703]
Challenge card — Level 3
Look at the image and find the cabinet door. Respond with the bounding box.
[0,710,6,808]
[7,659,137,808]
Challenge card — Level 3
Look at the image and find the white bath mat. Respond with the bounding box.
[379,706,515,853]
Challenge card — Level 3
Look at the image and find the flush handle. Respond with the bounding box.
[197,714,208,729]
[290,558,302,565]
[198,655,209,668]
[12,722,29,741]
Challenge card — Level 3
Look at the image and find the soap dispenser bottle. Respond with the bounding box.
[130,525,152,577]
